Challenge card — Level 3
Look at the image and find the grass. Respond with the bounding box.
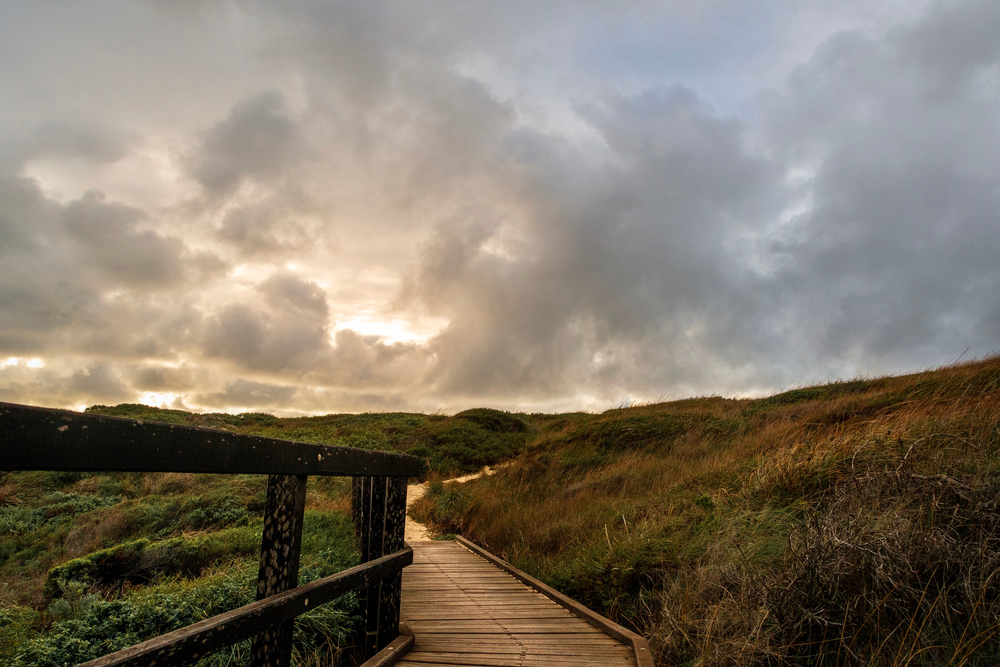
[0,404,529,664]
[6,360,1000,664]
[411,356,1000,666]
[0,468,359,666]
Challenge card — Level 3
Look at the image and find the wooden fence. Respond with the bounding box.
[0,401,422,667]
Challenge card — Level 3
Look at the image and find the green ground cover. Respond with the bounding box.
[0,406,529,665]
[7,360,1000,665]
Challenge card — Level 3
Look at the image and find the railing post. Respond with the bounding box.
[251,474,308,667]
[351,475,407,658]
[378,476,406,648]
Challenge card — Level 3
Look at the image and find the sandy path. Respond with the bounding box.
[404,467,499,542]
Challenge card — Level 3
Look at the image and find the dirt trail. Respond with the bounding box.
[405,466,500,542]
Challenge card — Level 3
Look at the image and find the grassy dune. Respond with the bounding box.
[4,361,999,665]
[412,357,1000,666]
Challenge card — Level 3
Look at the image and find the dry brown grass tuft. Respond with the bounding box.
[63,507,130,559]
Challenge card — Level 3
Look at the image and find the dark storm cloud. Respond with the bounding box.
[404,85,780,398]
[68,364,133,404]
[391,0,1000,402]
[130,364,199,392]
[192,91,302,196]
[0,175,223,359]
[194,378,296,409]
[2,0,997,413]
[757,1,1000,373]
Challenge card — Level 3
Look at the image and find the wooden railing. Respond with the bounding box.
[0,402,422,667]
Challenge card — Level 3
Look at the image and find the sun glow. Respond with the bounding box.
[334,316,447,345]
[138,392,181,409]
[0,357,45,369]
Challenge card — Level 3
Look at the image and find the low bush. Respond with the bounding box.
[15,559,357,667]
[402,409,533,474]
[1,451,361,665]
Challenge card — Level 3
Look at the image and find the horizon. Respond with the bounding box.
[1,1,998,416]
[18,353,991,420]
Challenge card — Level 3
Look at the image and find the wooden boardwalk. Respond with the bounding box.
[395,539,643,667]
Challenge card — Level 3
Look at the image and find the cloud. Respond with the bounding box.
[0,176,222,362]
[215,204,309,260]
[63,191,186,287]
[130,364,199,392]
[259,271,329,318]
[197,269,433,393]
[194,378,296,409]
[1,122,130,173]
[896,1,1000,96]
[191,91,302,196]
[199,270,334,376]
[392,0,1000,404]
[1,0,998,414]
[757,3,1000,371]
[322,329,431,388]
[68,364,133,404]
[400,85,780,400]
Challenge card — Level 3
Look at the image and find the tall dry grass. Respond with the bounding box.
[412,357,1000,665]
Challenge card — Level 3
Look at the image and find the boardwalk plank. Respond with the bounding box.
[400,541,639,667]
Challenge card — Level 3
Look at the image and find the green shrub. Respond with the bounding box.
[18,510,359,666]
[45,526,263,598]
[0,493,121,536]
[405,411,532,474]
[0,606,39,663]
[85,404,189,425]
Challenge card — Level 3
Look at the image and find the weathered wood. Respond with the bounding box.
[0,402,421,477]
[78,547,413,667]
[366,477,387,565]
[358,633,414,667]
[398,540,645,667]
[363,475,386,655]
[378,476,407,648]
[352,475,408,657]
[353,476,371,655]
[398,651,630,666]
[251,474,308,667]
[453,536,654,667]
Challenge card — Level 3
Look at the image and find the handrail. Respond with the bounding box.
[0,402,419,666]
[78,547,413,667]
[0,402,421,477]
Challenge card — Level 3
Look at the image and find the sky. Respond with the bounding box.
[1,0,998,415]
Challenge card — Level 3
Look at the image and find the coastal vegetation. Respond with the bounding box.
[0,407,528,665]
[413,356,1000,665]
[3,358,1000,664]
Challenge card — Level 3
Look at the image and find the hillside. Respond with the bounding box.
[412,357,1000,666]
[0,408,530,665]
[3,359,1000,665]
